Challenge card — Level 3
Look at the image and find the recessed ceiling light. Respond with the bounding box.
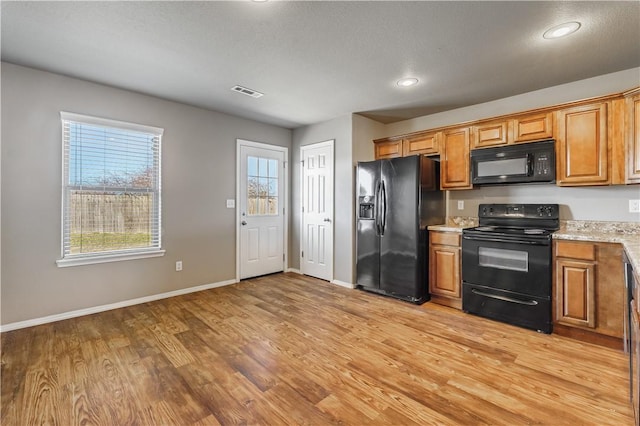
[397,78,419,87]
[543,22,581,39]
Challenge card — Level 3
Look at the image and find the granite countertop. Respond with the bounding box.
[554,220,640,273]
[427,217,477,233]
[428,217,640,275]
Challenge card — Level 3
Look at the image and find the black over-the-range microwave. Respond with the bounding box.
[470,139,555,185]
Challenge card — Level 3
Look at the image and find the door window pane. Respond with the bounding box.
[247,155,278,216]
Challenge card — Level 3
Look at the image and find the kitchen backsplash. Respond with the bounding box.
[448,184,640,222]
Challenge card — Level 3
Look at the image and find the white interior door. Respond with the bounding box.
[301,140,334,281]
[238,142,286,279]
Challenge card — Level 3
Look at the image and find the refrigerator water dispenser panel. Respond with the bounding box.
[359,197,374,219]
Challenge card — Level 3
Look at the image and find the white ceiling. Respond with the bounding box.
[2,1,639,129]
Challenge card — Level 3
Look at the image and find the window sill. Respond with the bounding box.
[56,249,166,268]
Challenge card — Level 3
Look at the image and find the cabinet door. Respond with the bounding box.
[374,139,402,159]
[429,244,461,299]
[627,92,640,183]
[556,103,609,185]
[555,258,596,329]
[403,132,439,156]
[512,112,553,143]
[441,128,472,189]
[473,121,510,148]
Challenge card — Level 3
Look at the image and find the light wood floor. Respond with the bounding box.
[1,272,634,425]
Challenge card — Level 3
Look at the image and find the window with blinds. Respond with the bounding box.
[58,112,163,265]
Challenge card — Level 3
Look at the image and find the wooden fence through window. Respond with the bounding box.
[70,192,152,234]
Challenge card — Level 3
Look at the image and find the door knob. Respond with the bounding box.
[241,221,247,226]
[323,218,331,222]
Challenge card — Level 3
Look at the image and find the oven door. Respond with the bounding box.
[461,232,553,333]
[461,233,551,297]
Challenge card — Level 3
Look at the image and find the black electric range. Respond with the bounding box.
[461,204,559,333]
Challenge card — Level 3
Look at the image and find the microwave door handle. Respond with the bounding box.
[527,154,534,176]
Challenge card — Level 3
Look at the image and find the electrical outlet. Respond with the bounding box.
[226,199,235,208]
[458,200,464,210]
[630,200,640,213]
[176,261,183,271]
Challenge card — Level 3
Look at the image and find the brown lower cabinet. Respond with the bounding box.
[428,231,462,309]
[553,240,624,349]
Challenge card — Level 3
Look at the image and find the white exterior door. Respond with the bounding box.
[301,141,334,281]
[238,142,286,279]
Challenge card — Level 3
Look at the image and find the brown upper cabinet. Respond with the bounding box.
[440,127,472,190]
[371,87,638,188]
[512,112,554,143]
[555,102,609,186]
[627,90,640,183]
[473,112,554,149]
[403,131,440,156]
[374,138,402,159]
[473,120,510,148]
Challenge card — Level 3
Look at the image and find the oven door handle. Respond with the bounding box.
[462,235,549,246]
[471,288,539,306]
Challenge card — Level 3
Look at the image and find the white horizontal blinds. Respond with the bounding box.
[61,113,162,257]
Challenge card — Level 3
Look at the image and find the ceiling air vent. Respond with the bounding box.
[231,85,264,98]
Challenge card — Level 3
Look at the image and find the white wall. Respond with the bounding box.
[1,63,291,325]
[352,114,385,163]
[291,115,353,284]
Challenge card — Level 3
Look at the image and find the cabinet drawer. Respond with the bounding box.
[556,241,596,261]
[430,231,460,246]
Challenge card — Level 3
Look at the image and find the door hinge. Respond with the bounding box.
[283,253,285,261]
[301,251,304,258]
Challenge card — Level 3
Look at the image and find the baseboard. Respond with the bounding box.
[0,278,238,333]
[331,279,355,289]
[286,269,352,288]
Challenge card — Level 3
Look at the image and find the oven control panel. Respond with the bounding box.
[479,204,559,220]
[535,205,557,218]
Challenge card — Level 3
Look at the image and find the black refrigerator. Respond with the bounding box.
[356,155,444,304]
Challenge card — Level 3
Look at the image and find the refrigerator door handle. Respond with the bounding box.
[380,180,387,236]
[374,181,382,236]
